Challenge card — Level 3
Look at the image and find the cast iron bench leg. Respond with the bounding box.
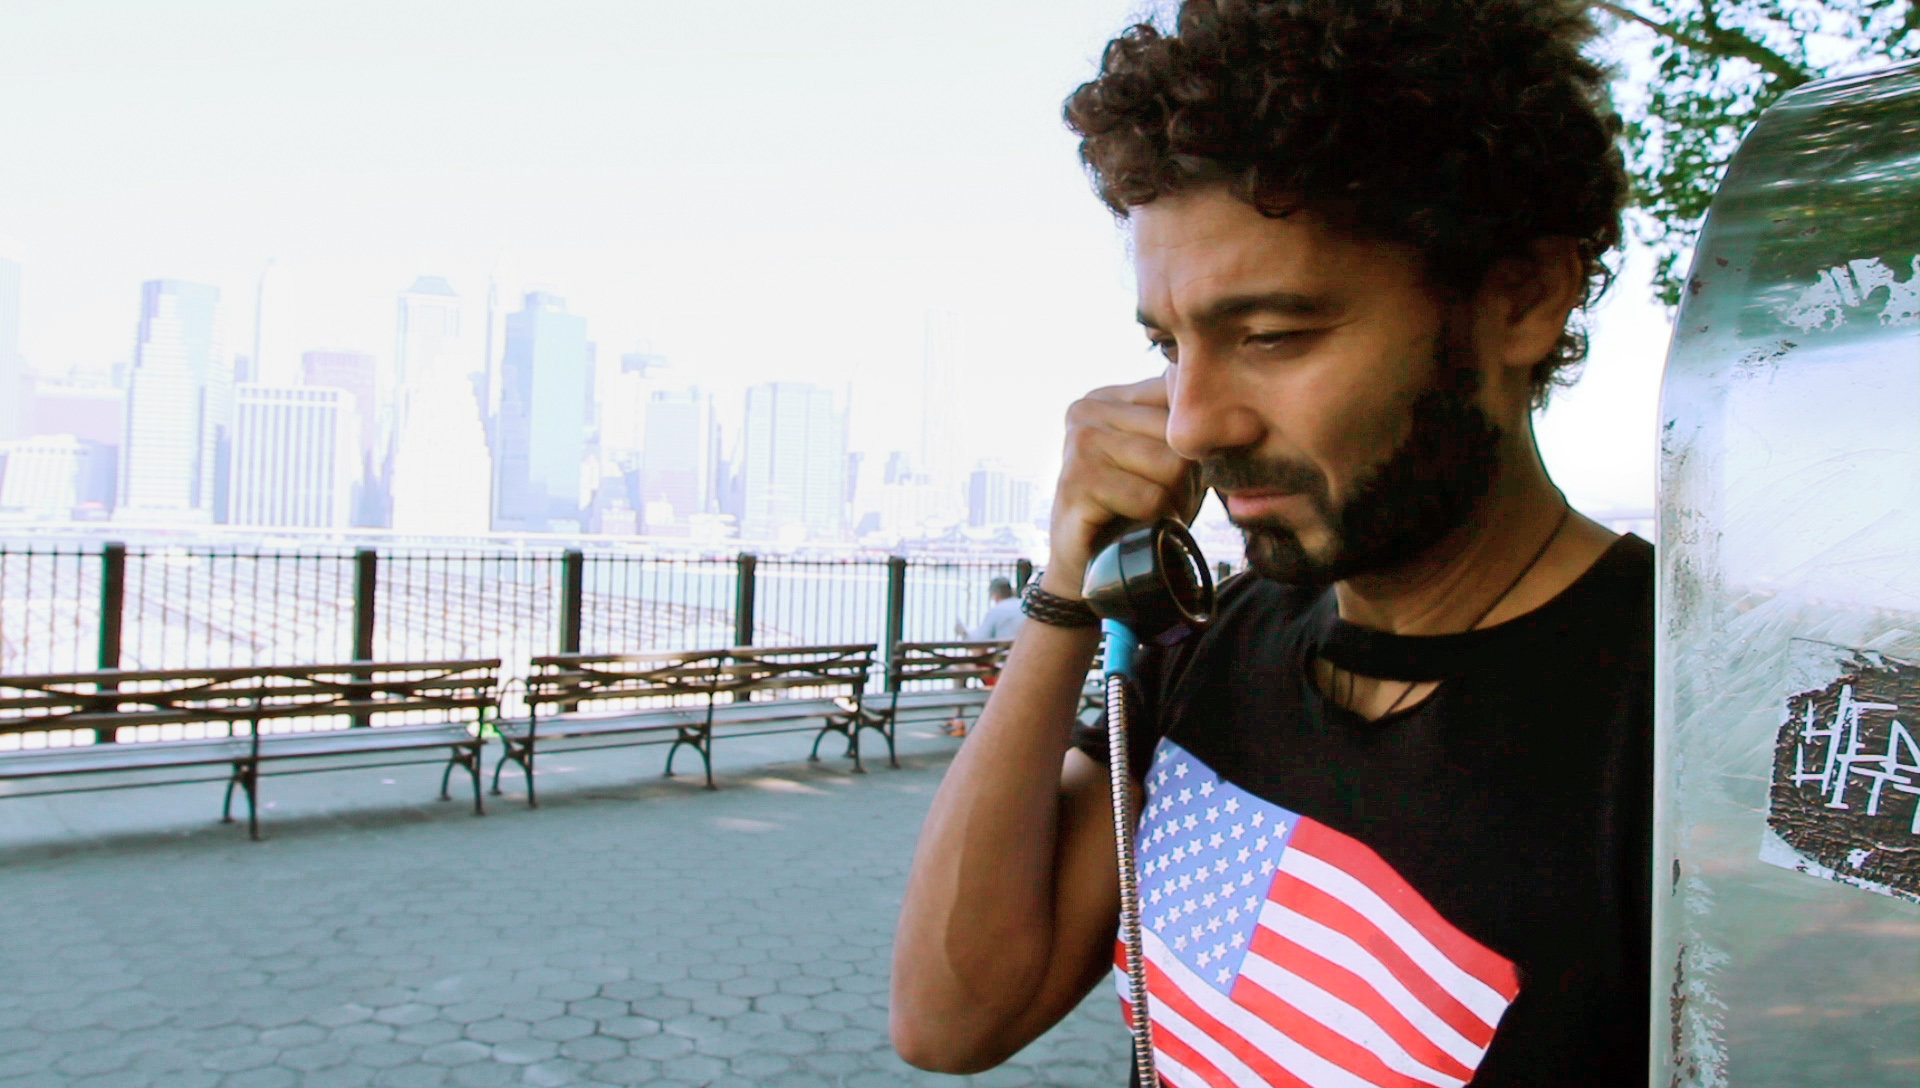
[490,742,515,794]
[878,714,898,769]
[442,746,485,815]
[666,726,716,790]
[222,765,242,824]
[807,720,837,762]
[463,744,485,815]
[492,739,535,806]
[221,759,262,838]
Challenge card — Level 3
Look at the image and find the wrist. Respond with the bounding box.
[1021,570,1100,628]
[1038,565,1087,601]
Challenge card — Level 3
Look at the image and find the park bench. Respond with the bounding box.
[496,642,877,801]
[856,641,1112,762]
[856,641,1011,763]
[0,659,500,839]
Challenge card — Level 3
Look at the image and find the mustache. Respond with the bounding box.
[1198,451,1328,503]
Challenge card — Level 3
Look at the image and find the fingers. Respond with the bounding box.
[1046,374,1198,587]
[1083,374,1169,409]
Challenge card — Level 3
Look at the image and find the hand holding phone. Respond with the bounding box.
[1047,374,1204,600]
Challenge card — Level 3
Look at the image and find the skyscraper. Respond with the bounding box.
[0,435,101,516]
[640,387,714,532]
[119,279,227,522]
[738,382,847,541]
[227,384,353,528]
[0,257,24,442]
[387,277,493,536]
[493,292,591,532]
[967,463,1034,529]
[301,349,379,526]
[601,352,668,466]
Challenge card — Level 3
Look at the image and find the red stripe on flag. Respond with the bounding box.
[1144,959,1317,1088]
[1287,822,1521,1000]
[1119,996,1241,1088]
[1272,874,1497,1048]
[1231,972,1452,1088]
[1249,927,1478,1082]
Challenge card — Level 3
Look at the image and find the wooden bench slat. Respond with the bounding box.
[496,644,882,799]
[0,738,251,776]
[0,658,501,838]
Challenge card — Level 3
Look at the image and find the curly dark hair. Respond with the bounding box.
[1064,0,1627,403]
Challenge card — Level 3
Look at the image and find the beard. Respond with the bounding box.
[1201,333,1503,588]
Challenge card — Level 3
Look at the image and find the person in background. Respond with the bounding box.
[946,577,1027,736]
[966,577,1025,641]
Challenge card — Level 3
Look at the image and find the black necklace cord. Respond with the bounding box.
[1372,501,1573,718]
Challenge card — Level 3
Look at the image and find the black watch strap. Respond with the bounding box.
[1021,571,1100,628]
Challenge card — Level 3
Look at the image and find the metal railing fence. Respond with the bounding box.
[121,546,360,671]
[0,543,1033,687]
[0,546,101,677]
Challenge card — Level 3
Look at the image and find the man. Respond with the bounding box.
[963,577,1025,641]
[944,577,1027,736]
[891,1,1649,1085]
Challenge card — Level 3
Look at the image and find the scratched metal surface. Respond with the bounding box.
[1656,60,1920,1087]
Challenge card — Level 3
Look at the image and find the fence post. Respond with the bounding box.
[883,556,907,692]
[559,549,585,654]
[733,553,757,647]
[351,548,378,727]
[97,542,126,672]
[1015,558,1034,593]
[93,542,127,743]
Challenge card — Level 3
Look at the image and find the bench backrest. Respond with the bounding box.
[0,659,502,739]
[526,644,876,713]
[716,644,876,702]
[525,648,733,711]
[888,641,1012,687]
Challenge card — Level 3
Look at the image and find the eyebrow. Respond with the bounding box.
[1136,290,1329,331]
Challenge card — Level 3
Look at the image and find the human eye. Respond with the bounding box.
[1146,336,1179,364]
[1245,330,1305,348]
[1243,329,1315,356]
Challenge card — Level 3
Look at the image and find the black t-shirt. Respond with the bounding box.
[1076,535,1652,1087]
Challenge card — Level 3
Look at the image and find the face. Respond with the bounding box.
[1133,187,1504,585]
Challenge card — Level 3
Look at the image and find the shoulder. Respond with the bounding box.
[1143,569,1326,687]
[1191,569,1326,650]
[1551,533,1654,646]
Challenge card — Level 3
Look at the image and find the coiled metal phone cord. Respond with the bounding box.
[1105,671,1157,1087]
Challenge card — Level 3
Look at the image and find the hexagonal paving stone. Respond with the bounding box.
[0,742,1127,1088]
[557,1034,624,1064]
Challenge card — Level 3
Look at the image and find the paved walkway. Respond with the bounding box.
[0,729,1126,1087]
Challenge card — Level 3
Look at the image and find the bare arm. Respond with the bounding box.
[890,376,1196,1072]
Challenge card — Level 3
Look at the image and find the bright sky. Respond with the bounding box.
[0,0,1669,516]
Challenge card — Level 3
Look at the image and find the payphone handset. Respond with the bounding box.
[1080,519,1216,1087]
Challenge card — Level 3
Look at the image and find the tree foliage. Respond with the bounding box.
[1599,0,1920,305]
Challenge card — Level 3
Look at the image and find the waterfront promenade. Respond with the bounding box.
[0,731,1125,1087]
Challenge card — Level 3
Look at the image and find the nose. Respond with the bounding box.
[1164,350,1264,462]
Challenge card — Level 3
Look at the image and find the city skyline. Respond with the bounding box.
[0,0,1674,530]
[0,263,1048,546]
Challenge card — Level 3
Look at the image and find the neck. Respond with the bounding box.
[1331,422,1613,635]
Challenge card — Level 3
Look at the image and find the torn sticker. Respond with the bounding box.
[1762,641,1920,904]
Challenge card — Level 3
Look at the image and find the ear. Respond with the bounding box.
[1477,237,1584,374]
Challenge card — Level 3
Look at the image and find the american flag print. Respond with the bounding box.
[1114,739,1521,1088]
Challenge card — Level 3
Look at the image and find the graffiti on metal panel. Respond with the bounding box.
[1775,254,1920,331]
[1763,652,1920,903]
